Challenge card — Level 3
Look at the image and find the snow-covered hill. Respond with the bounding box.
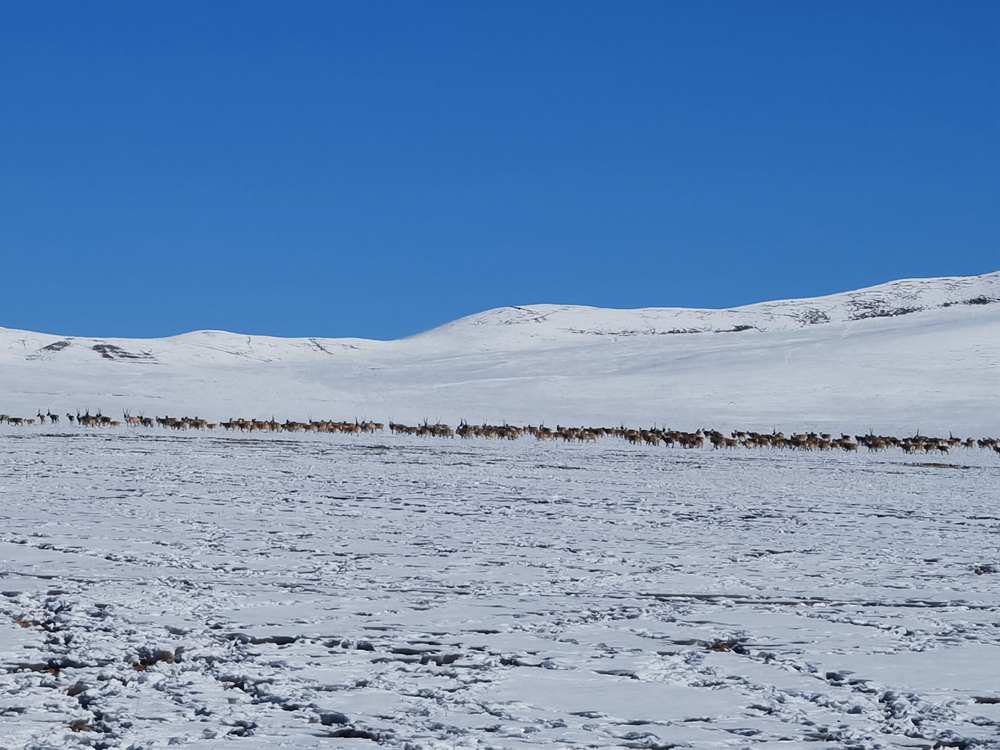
[2,271,999,433]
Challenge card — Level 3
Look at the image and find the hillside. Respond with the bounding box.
[1,271,998,433]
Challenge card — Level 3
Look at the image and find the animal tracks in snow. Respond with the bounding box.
[1,431,999,748]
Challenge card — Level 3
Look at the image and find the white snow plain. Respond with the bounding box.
[2,271,1000,748]
[1,271,999,434]
[1,429,999,748]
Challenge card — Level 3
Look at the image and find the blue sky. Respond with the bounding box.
[1,2,997,339]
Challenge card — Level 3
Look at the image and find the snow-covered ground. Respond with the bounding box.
[2,429,999,748]
[2,272,999,747]
[2,271,999,434]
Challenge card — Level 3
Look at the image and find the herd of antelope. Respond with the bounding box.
[1,410,999,457]
[0,411,385,433]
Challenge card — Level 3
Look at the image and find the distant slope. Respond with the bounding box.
[414,271,1000,349]
[1,271,999,433]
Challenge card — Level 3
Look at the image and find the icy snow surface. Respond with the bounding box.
[2,429,999,748]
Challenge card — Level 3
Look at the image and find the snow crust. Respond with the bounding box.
[1,431,999,747]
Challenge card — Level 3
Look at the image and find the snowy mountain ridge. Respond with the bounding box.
[2,271,999,360]
[424,270,1000,346]
[1,271,998,432]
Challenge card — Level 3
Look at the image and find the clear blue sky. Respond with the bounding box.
[2,2,997,339]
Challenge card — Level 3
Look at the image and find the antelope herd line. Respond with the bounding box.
[1,409,999,457]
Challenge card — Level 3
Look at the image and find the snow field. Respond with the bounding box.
[1,430,999,748]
